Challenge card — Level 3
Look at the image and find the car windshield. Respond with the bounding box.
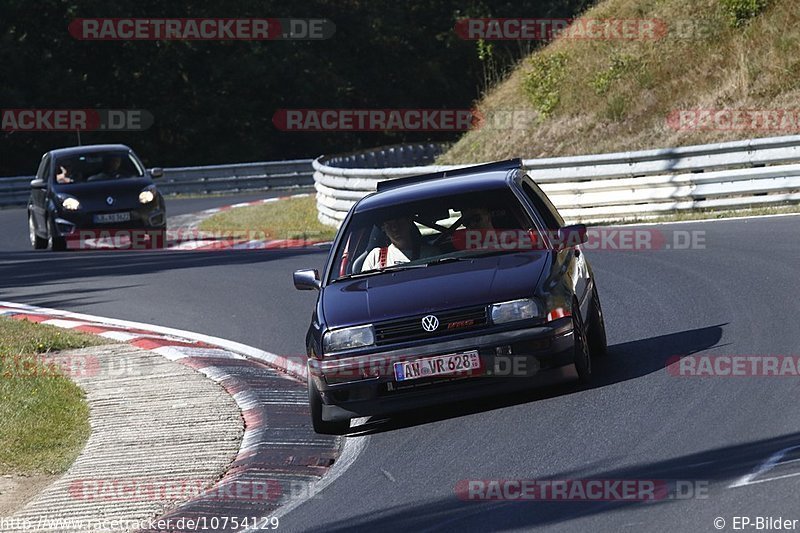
[53,151,144,184]
[329,188,542,282]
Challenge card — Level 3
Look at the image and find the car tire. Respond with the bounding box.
[47,217,66,251]
[308,376,350,435]
[572,300,592,384]
[588,284,608,358]
[29,213,47,250]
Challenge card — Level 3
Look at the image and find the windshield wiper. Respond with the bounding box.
[424,256,472,266]
[334,262,428,282]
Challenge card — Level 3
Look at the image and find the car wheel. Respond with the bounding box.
[29,213,47,250]
[308,376,350,435]
[572,301,592,384]
[588,284,608,358]
[47,217,66,251]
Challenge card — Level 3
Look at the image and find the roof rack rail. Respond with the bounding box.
[375,158,522,192]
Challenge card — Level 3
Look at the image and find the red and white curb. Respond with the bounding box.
[167,192,330,251]
[0,301,307,382]
[194,193,312,217]
[0,300,349,531]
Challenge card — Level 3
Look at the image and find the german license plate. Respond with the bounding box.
[93,212,131,224]
[394,350,481,382]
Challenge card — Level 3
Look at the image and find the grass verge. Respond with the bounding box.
[198,195,337,241]
[0,317,106,475]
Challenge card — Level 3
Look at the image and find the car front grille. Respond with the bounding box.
[374,306,488,345]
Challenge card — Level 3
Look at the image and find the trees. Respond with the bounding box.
[0,0,593,174]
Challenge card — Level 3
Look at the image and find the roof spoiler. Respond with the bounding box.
[376,158,522,192]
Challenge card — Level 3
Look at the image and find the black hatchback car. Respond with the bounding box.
[294,159,608,434]
[27,144,166,250]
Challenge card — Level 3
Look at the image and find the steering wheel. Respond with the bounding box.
[432,215,467,247]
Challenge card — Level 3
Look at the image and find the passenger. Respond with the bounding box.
[55,165,74,184]
[461,207,494,230]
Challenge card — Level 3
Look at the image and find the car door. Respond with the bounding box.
[30,154,50,231]
[517,175,591,318]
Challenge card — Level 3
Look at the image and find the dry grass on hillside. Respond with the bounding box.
[440,0,800,163]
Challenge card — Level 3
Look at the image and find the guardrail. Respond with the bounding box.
[313,135,800,226]
[0,159,314,207]
[0,176,35,207]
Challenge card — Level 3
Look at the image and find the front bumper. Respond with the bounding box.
[52,200,166,237]
[310,317,577,421]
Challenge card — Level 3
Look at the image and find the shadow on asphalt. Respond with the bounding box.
[347,324,726,436]
[0,247,327,292]
[311,429,800,532]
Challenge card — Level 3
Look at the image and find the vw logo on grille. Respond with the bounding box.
[421,315,439,332]
[106,196,115,206]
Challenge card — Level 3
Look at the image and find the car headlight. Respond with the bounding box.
[58,194,81,211]
[490,298,540,324]
[139,186,157,204]
[323,324,375,354]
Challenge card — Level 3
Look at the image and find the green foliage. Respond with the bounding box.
[476,39,494,62]
[720,0,771,27]
[590,54,637,95]
[0,318,105,358]
[522,52,569,119]
[0,0,597,175]
[603,94,628,122]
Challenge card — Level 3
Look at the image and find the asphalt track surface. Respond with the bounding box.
[2,193,799,533]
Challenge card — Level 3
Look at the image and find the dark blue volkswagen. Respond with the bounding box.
[294,159,607,434]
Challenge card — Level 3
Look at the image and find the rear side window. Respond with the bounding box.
[520,178,564,229]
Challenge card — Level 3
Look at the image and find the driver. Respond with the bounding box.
[361,216,437,271]
[88,155,123,181]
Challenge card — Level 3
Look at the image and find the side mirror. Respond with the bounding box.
[30,178,46,189]
[149,167,164,179]
[556,224,588,248]
[293,269,321,290]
